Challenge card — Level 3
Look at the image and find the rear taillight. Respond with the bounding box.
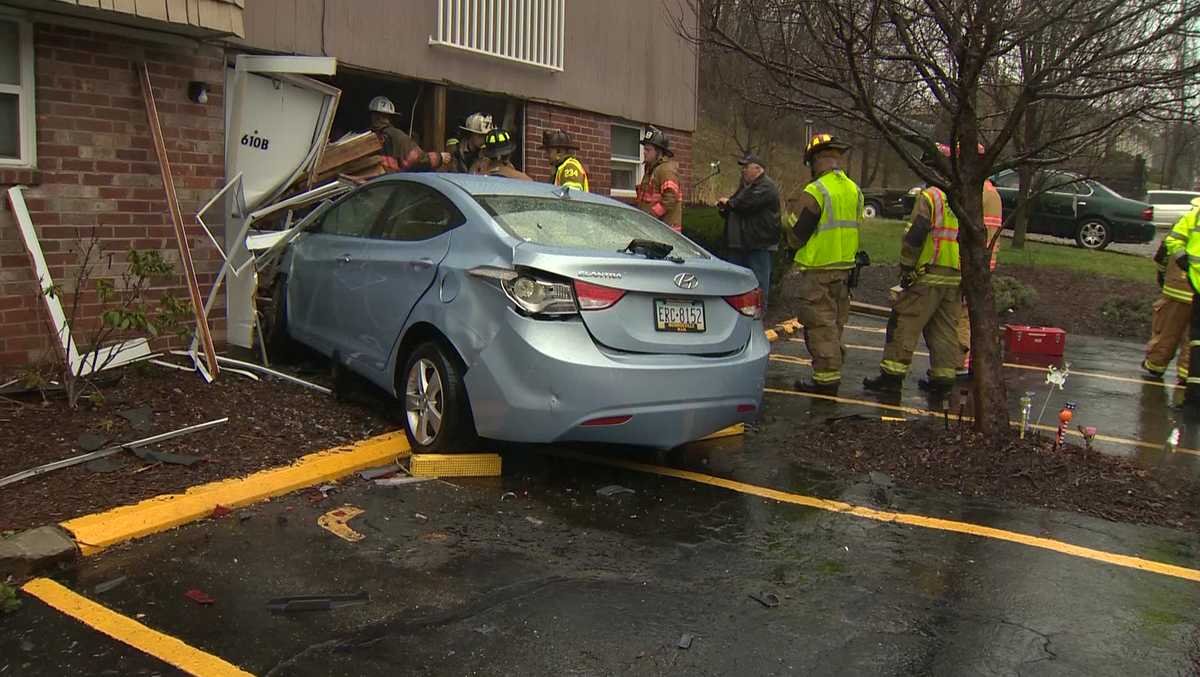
[582,415,632,427]
[1142,207,1154,222]
[724,288,764,320]
[573,280,626,310]
[501,276,576,315]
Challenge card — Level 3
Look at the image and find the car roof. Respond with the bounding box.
[420,172,626,207]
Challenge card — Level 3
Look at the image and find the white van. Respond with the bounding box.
[1145,190,1200,228]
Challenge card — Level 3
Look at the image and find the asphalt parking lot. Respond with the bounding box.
[5,318,1200,676]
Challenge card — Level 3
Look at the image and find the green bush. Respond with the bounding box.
[992,275,1038,314]
[1099,296,1153,333]
[682,206,793,287]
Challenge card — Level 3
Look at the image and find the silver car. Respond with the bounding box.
[269,174,769,450]
[1145,190,1200,228]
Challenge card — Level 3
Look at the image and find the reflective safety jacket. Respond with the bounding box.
[637,158,683,231]
[983,179,1002,272]
[794,169,862,270]
[904,187,961,287]
[1165,207,1200,292]
[553,156,589,192]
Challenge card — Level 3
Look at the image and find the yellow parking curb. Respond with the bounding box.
[698,423,746,441]
[22,577,253,677]
[61,431,410,556]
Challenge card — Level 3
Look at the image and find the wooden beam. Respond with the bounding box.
[137,62,220,378]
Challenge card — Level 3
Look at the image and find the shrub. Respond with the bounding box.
[992,275,1038,314]
[1099,296,1152,335]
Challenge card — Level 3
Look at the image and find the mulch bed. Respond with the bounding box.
[0,363,392,533]
[768,263,1158,342]
[784,417,1198,530]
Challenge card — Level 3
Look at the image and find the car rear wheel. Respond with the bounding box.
[863,201,881,219]
[401,341,476,452]
[1075,219,1111,250]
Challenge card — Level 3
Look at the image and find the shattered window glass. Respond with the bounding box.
[475,195,708,259]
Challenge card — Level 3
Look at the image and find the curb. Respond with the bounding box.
[2,430,410,576]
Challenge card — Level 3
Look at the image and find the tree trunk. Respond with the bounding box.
[1011,164,1037,250]
[954,180,1010,438]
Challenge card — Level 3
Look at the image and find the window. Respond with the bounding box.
[992,170,1019,189]
[430,0,565,72]
[610,124,643,197]
[475,195,708,259]
[0,15,35,167]
[319,186,395,237]
[374,183,465,241]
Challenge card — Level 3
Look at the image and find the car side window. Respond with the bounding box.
[993,172,1019,189]
[1069,182,1093,196]
[374,183,466,242]
[319,186,395,237]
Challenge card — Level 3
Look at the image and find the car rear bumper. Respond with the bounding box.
[464,311,769,449]
[1112,220,1156,244]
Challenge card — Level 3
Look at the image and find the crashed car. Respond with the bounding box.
[264,174,769,450]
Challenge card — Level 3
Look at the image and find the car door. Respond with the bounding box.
[336,181,462,378]
[1036,172,1079,236]
[287,184,397,356]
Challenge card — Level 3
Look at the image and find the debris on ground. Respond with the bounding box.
[184,589,215,606]
[525,516,545,527]
[133,448,201,466]
[318,506,366,542]
[374,477,433,487]
[84,456,131,473]
[210,505,233,519]
[597,485,636,497]
[77,433,109,452]
[266,591,369,613]
[748,591,780,608]
[93,577,127,594]
[359,464,401,480]
[677,633,694,650]
[117,407,154,431]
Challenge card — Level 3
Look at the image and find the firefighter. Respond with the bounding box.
[451,113,493,174]
[1147,204,1195,388]
[636,126,683,232]
[788,133,862,394]
[543,129,589,191]
[368,96,450,172]
[956,167,1004,378]
[864,144,963,395]
[479,129,532,181]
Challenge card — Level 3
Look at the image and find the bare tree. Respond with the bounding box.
[678,0,1200,439]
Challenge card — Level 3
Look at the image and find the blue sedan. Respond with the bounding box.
[267,174,769,450]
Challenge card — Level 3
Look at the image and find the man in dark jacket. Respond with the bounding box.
[719,154,781,309]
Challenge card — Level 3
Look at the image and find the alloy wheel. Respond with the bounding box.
[1078,221,1108,249]
[405,358,444,446]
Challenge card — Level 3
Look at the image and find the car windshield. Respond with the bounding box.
[474,195,709,259]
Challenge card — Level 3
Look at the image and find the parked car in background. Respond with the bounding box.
[266,174,769,451]
[990,169,1156,250]
[862,187,919,219]
[1145,190,1200,228]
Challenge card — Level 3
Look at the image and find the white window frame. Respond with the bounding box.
[0,12,36,168]
[430,0,565,72]
[610,123,643,198]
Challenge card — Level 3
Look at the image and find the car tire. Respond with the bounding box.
[400,341,477,452]
[863,201,881,220]
[1074,219,1112,250]
[261,276,299,363]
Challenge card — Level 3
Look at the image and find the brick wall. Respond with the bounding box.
[0,24,226,369]
[525,101,693,202]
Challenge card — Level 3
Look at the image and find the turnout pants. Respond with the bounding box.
[1145,296,1191,381]
[1186,294,1200,404]
[881,282,962,381]
[957,299,972,370]
[794,269,850,385]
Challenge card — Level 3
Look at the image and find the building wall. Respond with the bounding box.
[0,23,225,368]
[239,0,699,133]
[524,101,693,201]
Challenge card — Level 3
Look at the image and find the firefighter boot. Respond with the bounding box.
[795,378,839,396]
[863,372,904,393]
[918,376,955,395]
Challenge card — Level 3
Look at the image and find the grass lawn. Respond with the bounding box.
[682,206,1155,283]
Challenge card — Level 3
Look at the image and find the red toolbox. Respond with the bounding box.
[1004,325,1066,356]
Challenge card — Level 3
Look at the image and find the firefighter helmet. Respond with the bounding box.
[542,128,578,150]
[460,113,494,135]
[482,129,516,159]
[804,133,851,164]
[640,126,674,157]
[367,96,397,115]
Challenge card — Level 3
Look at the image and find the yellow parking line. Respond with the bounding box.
[762,388,1200,457]
[786,338,1181,390]
[21,578,252,677]
[551,450,1200,583]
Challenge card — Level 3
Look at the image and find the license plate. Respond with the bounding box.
[654,298,705,333]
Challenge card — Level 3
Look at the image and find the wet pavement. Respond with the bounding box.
[4,320,1200,676]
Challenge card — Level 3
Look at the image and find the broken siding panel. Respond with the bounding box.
[165,0,187,22]
[135,0,170,21]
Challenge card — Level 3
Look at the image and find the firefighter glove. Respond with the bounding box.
[899,265,917,289]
